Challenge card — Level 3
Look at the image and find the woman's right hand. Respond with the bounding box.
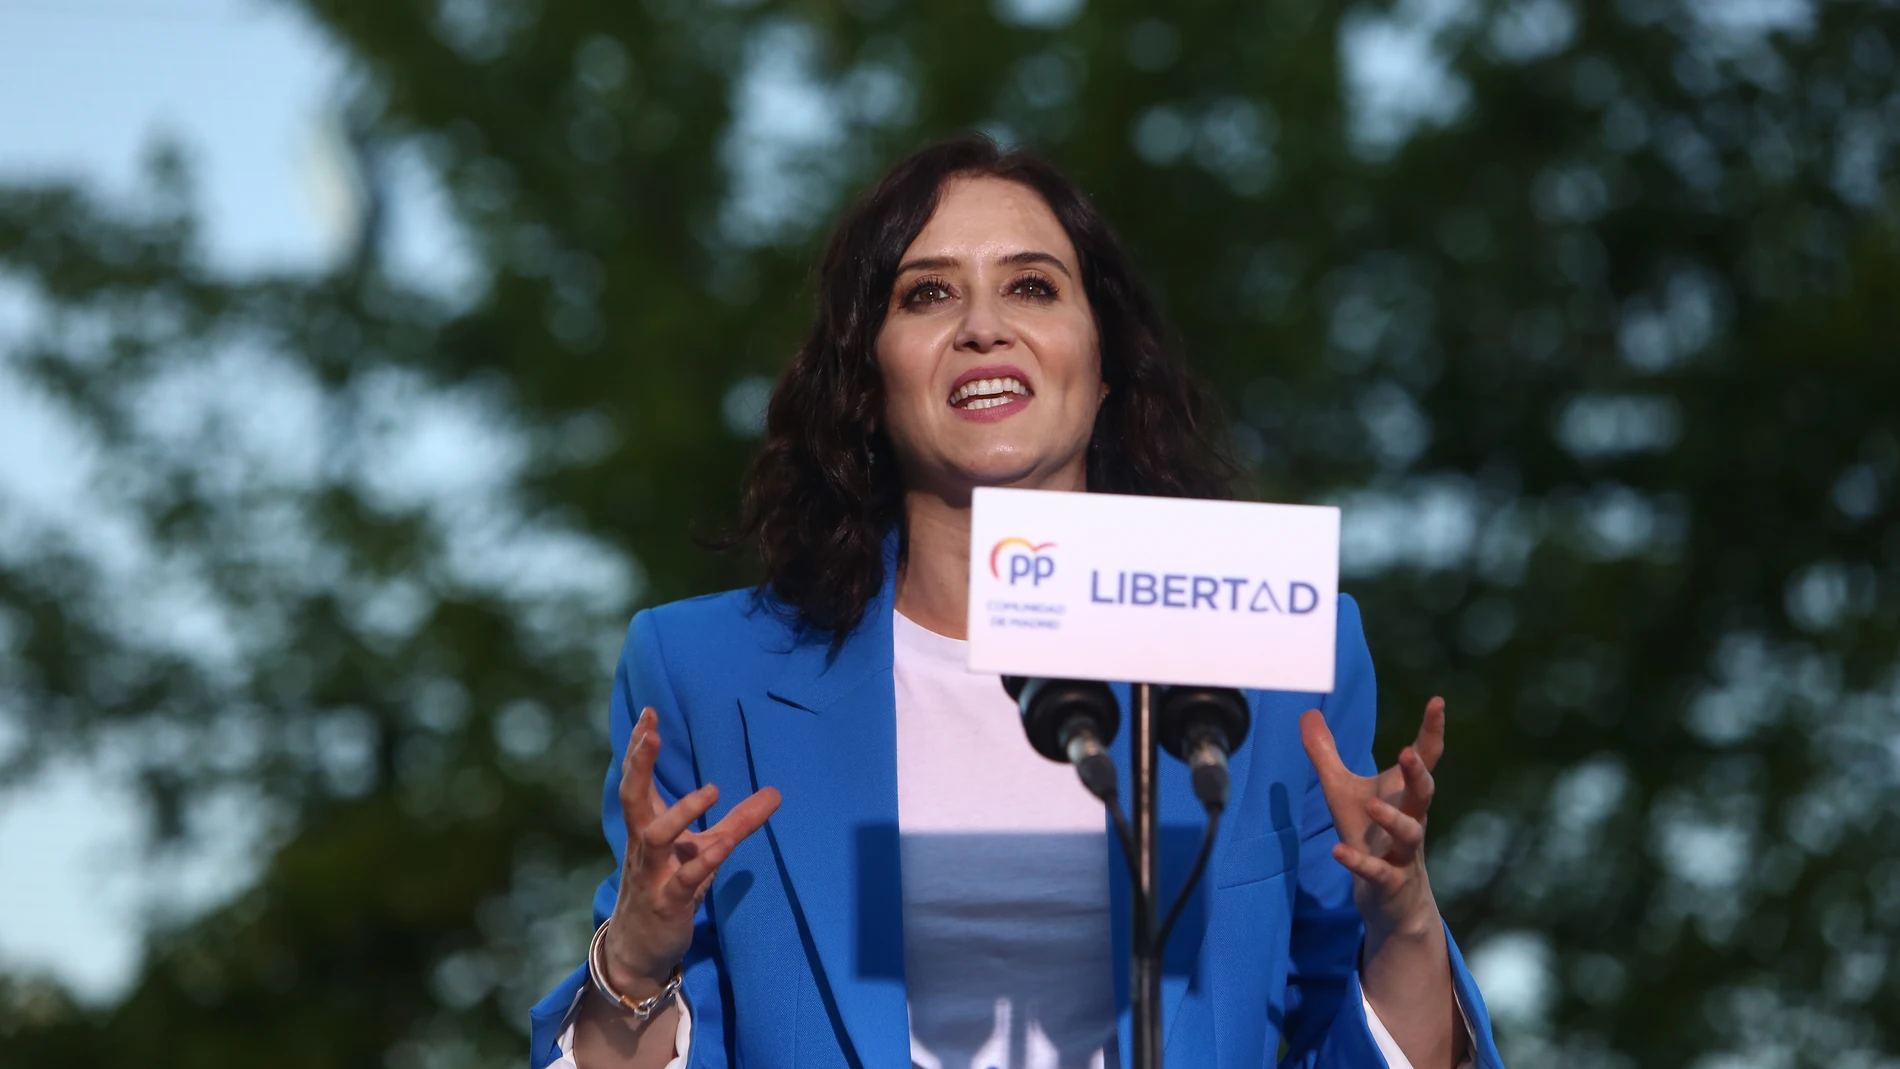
[600,706,782,994]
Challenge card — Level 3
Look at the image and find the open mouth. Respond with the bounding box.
[948,374,1032,411]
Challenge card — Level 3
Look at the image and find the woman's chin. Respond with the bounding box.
[938,450,1083,494]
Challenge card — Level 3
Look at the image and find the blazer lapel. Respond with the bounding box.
[740,537,909,1069]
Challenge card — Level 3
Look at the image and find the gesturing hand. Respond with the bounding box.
[601,706,781,995]
[1299,696,1446,940]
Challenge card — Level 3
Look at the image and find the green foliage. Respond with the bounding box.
[1,0,1896,1065]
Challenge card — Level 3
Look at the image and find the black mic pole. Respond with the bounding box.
[1131,681,1162,1069]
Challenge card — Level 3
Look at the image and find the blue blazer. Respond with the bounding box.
[531,554,1504,1068]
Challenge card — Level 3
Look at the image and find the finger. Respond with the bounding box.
[642,784,721,853]
[1333,842,1406,894]
[1396,745,1436,821]
[1299,710,1352,786]
[670,834,738,898]
[1413,696,1446,771]
[1367,798,1425,862]
[618,709,661,833]
[618,706,653,784]
[664,788,781,903]
[705,786,782,846]
[638,711,676,821]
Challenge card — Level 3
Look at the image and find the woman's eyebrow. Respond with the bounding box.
[894,250,1075,278]
[998,250,1073,278]
[895,255,958,274]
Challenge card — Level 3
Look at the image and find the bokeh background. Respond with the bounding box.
[1,0,1896,1066]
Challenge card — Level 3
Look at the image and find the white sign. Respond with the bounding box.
[967,488,1340,692]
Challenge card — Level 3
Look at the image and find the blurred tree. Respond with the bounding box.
[0,0,1896,1066]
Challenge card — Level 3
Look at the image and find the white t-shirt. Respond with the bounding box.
[555,611,1447,1069]
[893,609,1118,1069]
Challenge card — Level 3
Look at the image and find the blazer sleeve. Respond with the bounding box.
[1278,594,1506,1069]
[529,610,731,1069]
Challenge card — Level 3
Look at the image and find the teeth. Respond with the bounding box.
[949,376,1030,406]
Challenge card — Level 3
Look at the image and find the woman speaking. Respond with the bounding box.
[530,135,1503,1069]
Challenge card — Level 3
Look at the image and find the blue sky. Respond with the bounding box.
[0,0,343,269]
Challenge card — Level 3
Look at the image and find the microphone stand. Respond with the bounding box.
[1013,674,1229,1069]
[1131,682,1162,1069]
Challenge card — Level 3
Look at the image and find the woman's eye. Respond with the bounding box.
[1011,274,1058,300]
[904,280,952,307]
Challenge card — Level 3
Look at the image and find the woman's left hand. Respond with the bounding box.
[1299,696,1446,940]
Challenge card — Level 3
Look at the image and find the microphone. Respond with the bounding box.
[1003,676,1121,803]
[1156,685,1250,814]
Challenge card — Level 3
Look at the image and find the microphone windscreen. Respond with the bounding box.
[1156,686,1251,761]
[1010,677,1119,763]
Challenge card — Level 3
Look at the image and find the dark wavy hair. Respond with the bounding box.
[729,133,1237,640]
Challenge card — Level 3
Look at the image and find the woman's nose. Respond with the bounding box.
[953,292,1016,353]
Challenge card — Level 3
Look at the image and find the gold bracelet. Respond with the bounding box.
[587,920,682,1022]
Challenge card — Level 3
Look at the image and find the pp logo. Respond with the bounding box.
[990,537,1057,586]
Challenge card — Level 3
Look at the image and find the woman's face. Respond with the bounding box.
[875,175,1104,499]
